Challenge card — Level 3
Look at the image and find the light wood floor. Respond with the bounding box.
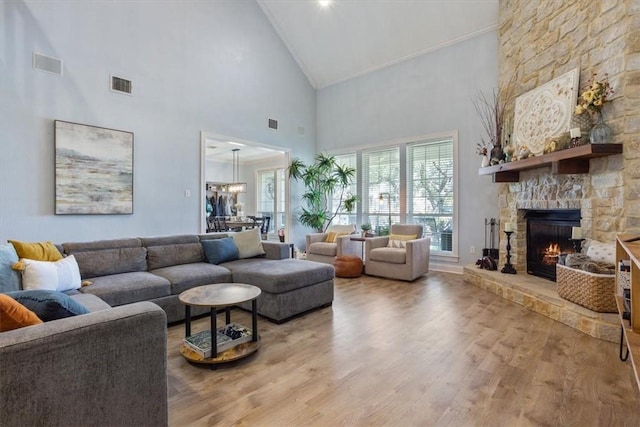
[167,272,640,426]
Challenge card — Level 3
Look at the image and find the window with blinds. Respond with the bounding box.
[362,147,400,233]
[326,131,457,254]
[407,137,454,251]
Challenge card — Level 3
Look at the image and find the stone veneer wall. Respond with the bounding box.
[497,0,640,272]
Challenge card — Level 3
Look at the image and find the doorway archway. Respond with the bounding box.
[200,132,290,241]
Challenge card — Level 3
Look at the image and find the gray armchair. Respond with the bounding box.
[364,224,430,281]
[305,224,359,264]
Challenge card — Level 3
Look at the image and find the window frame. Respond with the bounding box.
[327,130,459,259]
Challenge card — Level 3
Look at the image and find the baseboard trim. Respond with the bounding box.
[429,263,463,274]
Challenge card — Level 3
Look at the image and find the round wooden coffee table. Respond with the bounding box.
[179,283,261,365]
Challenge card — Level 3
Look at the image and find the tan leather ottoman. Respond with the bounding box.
[333,255,363,278]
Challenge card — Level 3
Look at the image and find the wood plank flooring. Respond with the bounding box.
[167,272,640,426]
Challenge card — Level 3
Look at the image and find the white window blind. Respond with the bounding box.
[407,137,454,251]
[362,147,400,231]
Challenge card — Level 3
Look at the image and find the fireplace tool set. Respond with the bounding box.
[477,218,499,270]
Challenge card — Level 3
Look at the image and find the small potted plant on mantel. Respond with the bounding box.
[360,223,372,237]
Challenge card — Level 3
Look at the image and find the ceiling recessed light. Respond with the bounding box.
[318,0,332,7]
[227,141,246,146]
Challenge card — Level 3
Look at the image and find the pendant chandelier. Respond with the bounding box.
[228,148,247,193]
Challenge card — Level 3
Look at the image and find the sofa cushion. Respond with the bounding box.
[20,255,82,292]
[7,290,90,322]
[78,271,171,307]
[370,247,406,264]
[139,234,199,247]
[199,233,230,241]
[308,242,337,257]
[0,293,42,331]
[62,238,142,254]
[69,293,111,312]
[230,229,265,259]
[72,247,147,279]
[221,259,334,294]
[146,243,204,270]
[326,224,356,234]
[8,240,63,262]
[150,262,232,295]
[202,238,239,265]
[0,244,21,293]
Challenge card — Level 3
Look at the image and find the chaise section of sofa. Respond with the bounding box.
[222,258,335,323]
[0,299,168,427]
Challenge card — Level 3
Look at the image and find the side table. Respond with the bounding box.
[179,283,261,366]
[350,236,372,265]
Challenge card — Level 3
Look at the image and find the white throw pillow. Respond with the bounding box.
[586,240,615,266]
[231,228,266,259]
[21,255,82,292]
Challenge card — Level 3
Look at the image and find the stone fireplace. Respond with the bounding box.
[496,0,639,270]
[498,161,624,277]
[463,0,639,343]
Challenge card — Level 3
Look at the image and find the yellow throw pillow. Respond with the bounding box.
[387,234,418,249]
[326,231,339,243]
[0,293,43,331]
[326,232,348,243]
[8,240,63,262]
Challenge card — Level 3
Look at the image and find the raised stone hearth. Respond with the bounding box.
[463,265,618,343]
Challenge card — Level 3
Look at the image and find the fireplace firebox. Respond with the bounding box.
[525,209,581,281]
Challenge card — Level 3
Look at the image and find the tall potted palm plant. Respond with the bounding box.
[289,153,357,233]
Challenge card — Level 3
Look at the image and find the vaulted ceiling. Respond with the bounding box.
[209,1,499,162]
[257,0,498,89]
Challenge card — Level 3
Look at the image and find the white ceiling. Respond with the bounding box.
[204,137,285,163]
[257,0,498,89]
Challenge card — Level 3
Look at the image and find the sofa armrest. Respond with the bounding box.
[262,241,292,259]
[406,237,431,273]
[336,234,360,257]
[0,302,168,427]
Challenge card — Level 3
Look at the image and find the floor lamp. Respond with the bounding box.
[379,192,392,229]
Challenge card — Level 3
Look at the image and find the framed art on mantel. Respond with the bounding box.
[512,68,579,157]
[55,120,133,215]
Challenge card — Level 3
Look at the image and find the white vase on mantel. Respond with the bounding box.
[481,155,490,168]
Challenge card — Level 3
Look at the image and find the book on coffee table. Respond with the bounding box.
[183,323,252,358]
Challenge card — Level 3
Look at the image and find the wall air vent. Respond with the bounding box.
[268,118,278,130]
[111,75,132,95]
[33,53,63,75]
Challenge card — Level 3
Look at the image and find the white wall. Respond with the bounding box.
[0,0,316,243]
[317,31,500,269]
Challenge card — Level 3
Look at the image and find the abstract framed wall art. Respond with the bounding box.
[512,68,579,156]
[55,120,133,214]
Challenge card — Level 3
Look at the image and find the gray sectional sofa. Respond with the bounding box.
[0,296,168,427]
[63,233,335,323]
[0,232,334,427]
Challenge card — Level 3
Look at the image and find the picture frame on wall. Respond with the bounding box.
[55,120,133,215]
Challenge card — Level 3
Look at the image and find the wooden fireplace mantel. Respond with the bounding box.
[478,144,623,182]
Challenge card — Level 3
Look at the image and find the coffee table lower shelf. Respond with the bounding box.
[180,337,261,365]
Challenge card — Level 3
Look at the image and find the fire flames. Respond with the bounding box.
[542,242,560,265]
